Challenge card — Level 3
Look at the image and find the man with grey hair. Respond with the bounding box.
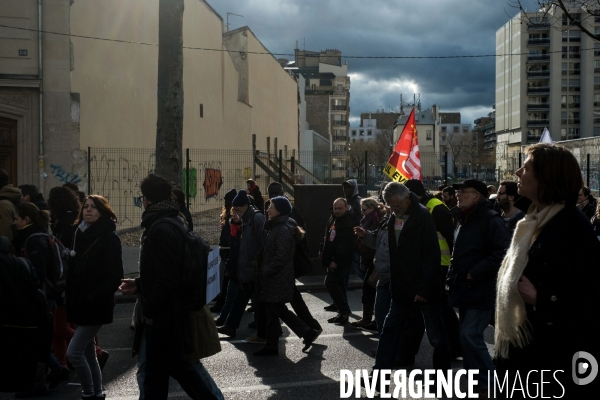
[364,182,451,392]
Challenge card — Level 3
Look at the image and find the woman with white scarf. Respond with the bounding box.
[495,143,600,398]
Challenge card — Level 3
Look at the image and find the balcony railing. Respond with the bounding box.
[528,54,550,62]
[528,23,550,29]
[332,121,347,126]
[561,118,580,124]
[562,85,580,92]
[562,52,580,58]
[527,86,550,93]
[596,84,600,90]
[562,69,580,75]
[333,136,348,142]
[594,118,600,124]
[561,102,581,108]
[528,38,550,45]
[527,119,549,126]
[332,105,347,111]
[527,135,541,142]
[527,103,549,110]
[595,50,600,56]
[528,70,550,77]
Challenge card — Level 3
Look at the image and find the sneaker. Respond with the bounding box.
[359,321,378,333]
[97,351,109,371]
[245,335,267,344]
[217,325,236,338]
[323,303,338,312]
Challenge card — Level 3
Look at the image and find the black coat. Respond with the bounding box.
[65,217,124,325]
[249,185,264,213]
[257,215,295,304]
[496,205,600,396]
[138,210,192,355]
[388,193,441,303]
[15,225,50,288]
[320,210,355,270]
[448,198,510,310]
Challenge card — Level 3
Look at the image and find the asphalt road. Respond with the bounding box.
[0,289,495,400]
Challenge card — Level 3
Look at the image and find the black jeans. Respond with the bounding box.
[361,262,376,306]
[257,302,311,349]
[324,264,351,315]
[224,282,255,329]
[290,286,322,331]
[143,325,218,400]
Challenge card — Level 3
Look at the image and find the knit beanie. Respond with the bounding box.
[405,179,426,196]
[224,188,237,202]
[270,196,292,216]
[232,190,251,206]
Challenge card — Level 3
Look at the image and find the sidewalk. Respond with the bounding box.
[115,247,363,303]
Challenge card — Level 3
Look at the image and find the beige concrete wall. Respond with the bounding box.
[0,0,39,76]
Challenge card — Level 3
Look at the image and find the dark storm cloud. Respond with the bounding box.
[211,0,525,125]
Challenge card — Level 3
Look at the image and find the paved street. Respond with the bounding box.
[0,288,494,400]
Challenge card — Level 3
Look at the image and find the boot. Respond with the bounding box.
[351,304,374,327]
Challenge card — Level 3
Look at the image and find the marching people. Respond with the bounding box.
[119,174,222,399]
[246,179,264,214]
[320,198,355,324]
[447,179,510,395]
[495,144,600,397]
[341,179,364,282]
[253,196,320,356]
[365,182,450,389]
[216,190,265,338]
[264,182,322,336]
[404,179,462,362]
[351,197,384,330]
[211,189,237,314]
[577,185,596,219]
[66,195,124,399]
[496,180,525,233]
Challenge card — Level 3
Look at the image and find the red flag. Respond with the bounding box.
[383,108,421,183]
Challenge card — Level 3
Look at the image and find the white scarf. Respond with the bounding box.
[494,203,564,359]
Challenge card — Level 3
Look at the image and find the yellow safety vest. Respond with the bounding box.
[425,197,452,266]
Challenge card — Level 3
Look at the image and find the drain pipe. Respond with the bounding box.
[38,0,45,193]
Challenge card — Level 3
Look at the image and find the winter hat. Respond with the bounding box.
[270,196,292,216]
[224,188,237,202]
[404,179,426,196]
[232,190,251,206]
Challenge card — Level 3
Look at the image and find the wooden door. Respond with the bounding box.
[0,117,18,185]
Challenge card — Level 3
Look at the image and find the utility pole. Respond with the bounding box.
[155,0,184,185]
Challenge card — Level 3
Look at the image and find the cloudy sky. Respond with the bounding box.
[211,0,531,127]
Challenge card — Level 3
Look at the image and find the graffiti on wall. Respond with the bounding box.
[182,168,198,198]
[203,168,223,200]
[50,164,82,185]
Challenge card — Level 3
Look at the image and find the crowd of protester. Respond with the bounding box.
[2,142,599,399]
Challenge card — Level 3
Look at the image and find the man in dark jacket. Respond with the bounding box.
[119,174,221,399]
[370,182,451,385]
[497,180,525,234]
[342,179,364,281]
[448,179,510,393]
[320,198,355,324]
[216,190,265,338]
[246,179,264,214]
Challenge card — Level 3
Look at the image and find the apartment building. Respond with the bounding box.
[495,5,600,177]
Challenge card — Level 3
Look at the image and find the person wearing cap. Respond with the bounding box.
[252,196,321,356]
[447,179,510,394]
[496,181,525,234]
[211,189,238,314]
[246,179,264,214]
[216,190,265,338]
[403,179,462,363]
[263,182,322,335]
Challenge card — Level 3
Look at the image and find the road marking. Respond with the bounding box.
[103,331,377,352]
[108,378,341,399]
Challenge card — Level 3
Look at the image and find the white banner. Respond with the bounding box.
[206,247,220,304]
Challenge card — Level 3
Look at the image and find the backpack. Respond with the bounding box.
[149,218,211,311]
[24,233,68,298]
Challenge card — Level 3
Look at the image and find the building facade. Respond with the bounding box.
[1,0,299,195]
[495,5,600,178]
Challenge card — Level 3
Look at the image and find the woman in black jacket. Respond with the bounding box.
[254,196,319,356]
[495,144,600,398]
[66,195,123,399]
[13,202,51,284]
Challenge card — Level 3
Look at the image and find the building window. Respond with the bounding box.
[367,130,372,136]
[426,130,432,140]
[352,130,357,136]
[441,126,447,133]
[595,60,600,73]
[359,130,364,136]
[462,126,469,133]
[595,94,600,107]
[594,127,600,137]
[453,126,459,133]
[595,43,600,56]
[594,110,600,123]
[199,104,203,118]
[595,77,600,90]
